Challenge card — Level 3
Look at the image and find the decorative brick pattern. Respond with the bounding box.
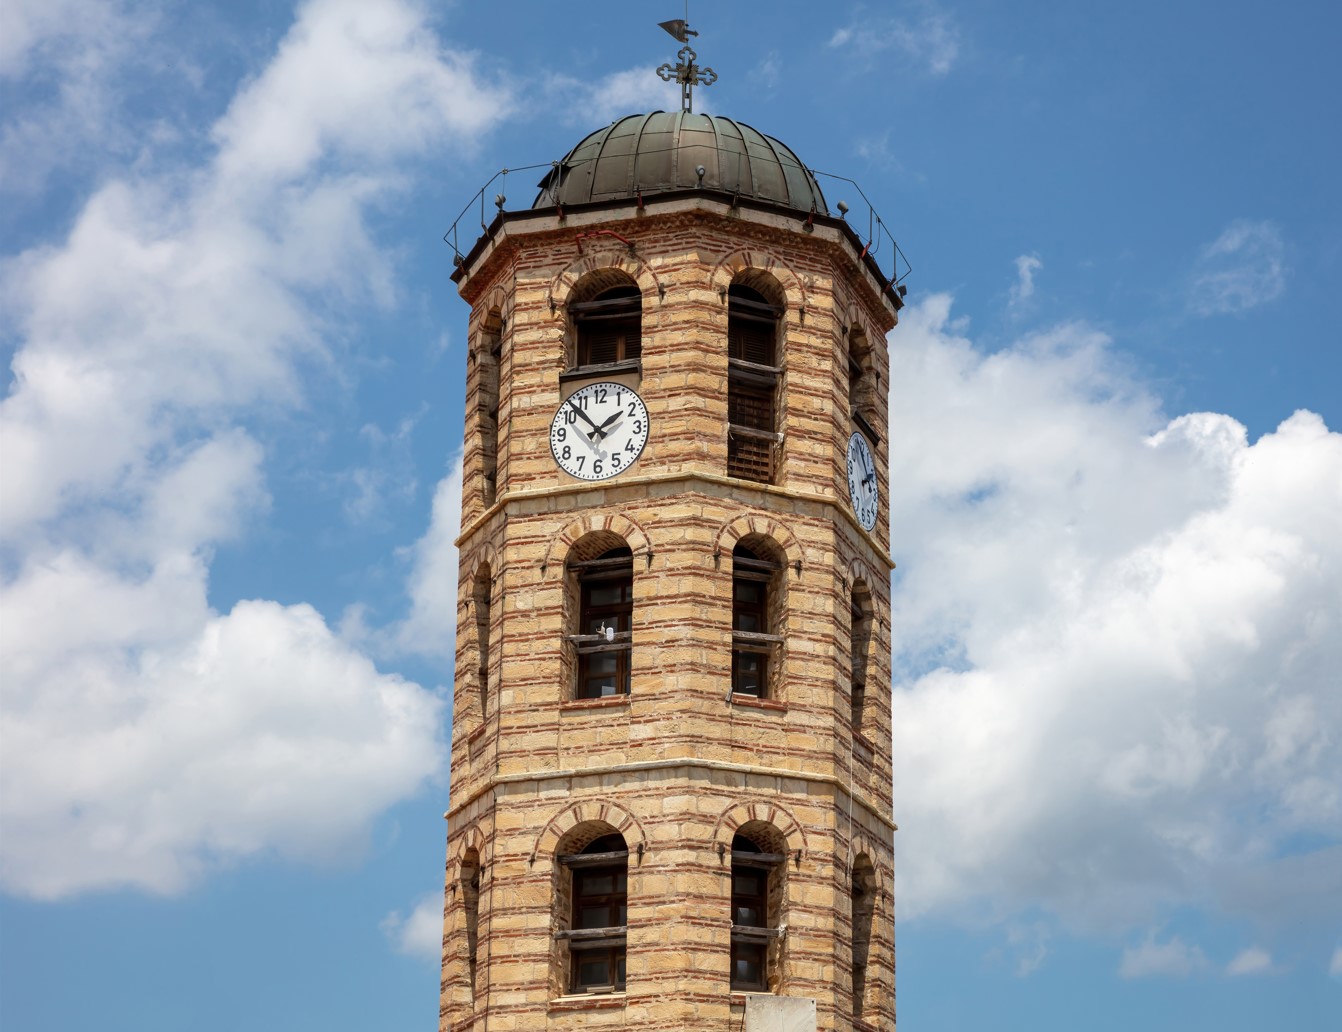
[441,195,899,1031]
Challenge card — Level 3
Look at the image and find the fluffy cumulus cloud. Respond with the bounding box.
[888,295,1342,939]
[391,454,464,660]
[382,890,446,961]
[1225,946,1273,976]
[1189,219,1287,315]
[0,0,510,898]
[1118,932,1207,979]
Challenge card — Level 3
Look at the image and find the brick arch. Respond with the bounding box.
[543,512,652,574]
[460,543,502,611]
[713,514,804,572]
[709,248,808,311]
[549,253,663,318]
[531,799,647,861]
[450,821,490,875]
[845,556,887,627]
[846,830,889,895]
[712,800,809,858]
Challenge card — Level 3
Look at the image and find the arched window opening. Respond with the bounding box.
[568,546,634,699]
[461,848,481,997]
[571,285,642,368]
[479,310,502,506]
[849,582,872,736]
[727,283,783,483]
[847,326,880,444]
[557,831,628,994]
[731,543,782,698]
[730,824,787,992]
[851,855,877,1018]
[473,565,492,721]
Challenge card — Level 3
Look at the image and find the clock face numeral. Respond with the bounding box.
[846,431,879,532]
[550,382,650,481]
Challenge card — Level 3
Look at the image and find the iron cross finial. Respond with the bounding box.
[657,19,717,113]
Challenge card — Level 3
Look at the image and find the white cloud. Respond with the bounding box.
[1119,932,1207,979]
[889,295,1342,937]
[1189,219,1286,316]
[828,7,960,76]
[382,890,445,961]
[1225,946,1273,976]
[1330,946,1342,976]
[1009,253,1042,307]
[392,455,465,660]
[0,0,509,899]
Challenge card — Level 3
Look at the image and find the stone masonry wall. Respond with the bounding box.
[441,198,899,1032]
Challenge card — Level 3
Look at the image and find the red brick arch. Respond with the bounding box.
[713,514,804,572]
[712,799,809,858]
[845,556,887,627]
[709,248,808,311]
[543,512,652,575]
[549,252,663,319]
[845,828,891,895]
[531,799,647,861]
[450,821,489,875]
[460,543,502,613]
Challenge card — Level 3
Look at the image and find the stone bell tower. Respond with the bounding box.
[438,31,903,1032]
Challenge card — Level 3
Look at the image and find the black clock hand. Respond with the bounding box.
[565,398,606,441]
[594,409,624,434]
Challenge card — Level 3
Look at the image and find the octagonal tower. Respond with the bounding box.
[439,104,901,1032]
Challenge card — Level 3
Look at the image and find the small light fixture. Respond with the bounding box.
[695,164,706,186]
[837,200,850,218]
[494,193,506,210]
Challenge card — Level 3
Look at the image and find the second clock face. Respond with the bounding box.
[847,431,879,531]
[550,381,650,481]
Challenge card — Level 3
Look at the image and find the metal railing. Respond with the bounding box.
[443,147,911,292]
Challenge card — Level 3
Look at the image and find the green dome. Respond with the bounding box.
[534,111,828,215]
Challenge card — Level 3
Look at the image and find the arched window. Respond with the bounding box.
[571,285,642,368]
[473,564,492,721]
[851,855,876,1018]
[731,543,782,698]
[730,824,786,991]
[557,831,628,993]
[460,848,481,996]
[478,310,502,506]
[849,581,872,736]
[569,546,633,698]
[727,283,782,483]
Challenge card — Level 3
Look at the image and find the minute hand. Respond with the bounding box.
[565,398,606,441]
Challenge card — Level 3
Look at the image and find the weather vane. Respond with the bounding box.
[657,17,717,113]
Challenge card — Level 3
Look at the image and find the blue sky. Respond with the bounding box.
[1,1,1339,1029]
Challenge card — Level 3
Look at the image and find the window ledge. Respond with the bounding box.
[561,695,631,712]
[728,693,788,713]
[548,993,627,1014]
[466,723,488,744]
[559,359,641,383]
[729,991,777,1004]
[853,730,875,751]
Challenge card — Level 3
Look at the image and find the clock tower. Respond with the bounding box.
[438,44,903,1030]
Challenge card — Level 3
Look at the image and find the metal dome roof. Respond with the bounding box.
[533,111,828,215]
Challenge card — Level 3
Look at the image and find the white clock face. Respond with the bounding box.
[550,381,650,481]
[846,431,879,531]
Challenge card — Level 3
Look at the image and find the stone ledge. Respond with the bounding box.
[729,694,788,714]
[547,993,627,1014]
[560,696,632,713]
